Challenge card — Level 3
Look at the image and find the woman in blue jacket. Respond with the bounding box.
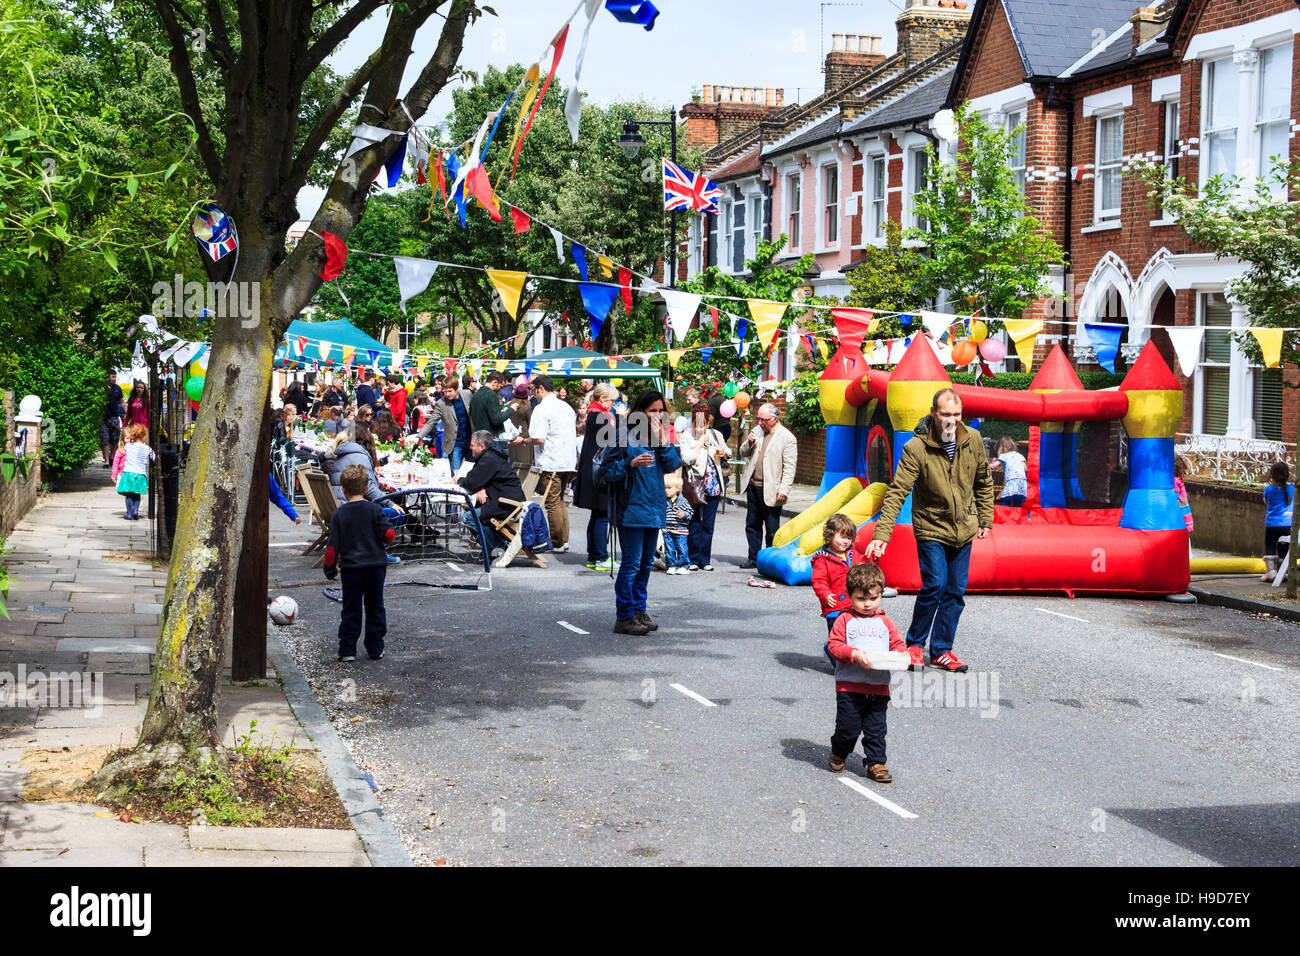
[601,390,681,635]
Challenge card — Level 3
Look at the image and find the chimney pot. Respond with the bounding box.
[776,89,785,107]
[870,36,883,55]
[702,84,713,103]
[766,87,775,106]
[847,35,860,52]
[832,33,846,52]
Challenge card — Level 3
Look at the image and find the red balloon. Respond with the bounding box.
[951,339,978,366]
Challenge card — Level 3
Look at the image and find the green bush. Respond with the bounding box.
[12,334,106,478]
[784,369,826,433]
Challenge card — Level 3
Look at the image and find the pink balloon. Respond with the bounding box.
[978,338,1007,362]
[515,374,528,388]
[719,399,737,419]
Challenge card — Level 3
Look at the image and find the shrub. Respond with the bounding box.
[11,334,106,478]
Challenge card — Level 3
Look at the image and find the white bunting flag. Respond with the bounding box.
[1164,326,1204,377]
[394,257,439,313]
[920,310,954,342]
[549,226,565,264]
[564,0,603,143]
[661,289,702,341]
[345,123,392,160]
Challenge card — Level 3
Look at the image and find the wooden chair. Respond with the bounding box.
[299,470,340,567]
[489,498,547,569]
[520,467,541,499]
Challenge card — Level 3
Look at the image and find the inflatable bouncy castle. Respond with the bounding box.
[758,312,1190,596]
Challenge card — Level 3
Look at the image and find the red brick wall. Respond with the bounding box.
[954,2,1026,102]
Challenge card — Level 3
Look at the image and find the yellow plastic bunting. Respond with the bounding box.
[666,349,687,369]
[342,346,355,364]
[816,338,829,361]
[596,254,614,278]
[486,269,528,318]
[538,362,549,374]
[580,358,594,370]
[1249,328,1283,368]
[494,360,508,372]
[497,62,542,190]
[415,355,429,376]
[1003,319,1044,373]
[747,299,788,352]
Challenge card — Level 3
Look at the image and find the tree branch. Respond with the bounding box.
[219,0,263,201]
[148,0,221,183]
[203,0,236,72]
[300,0,389,82]
[283,47,384,199]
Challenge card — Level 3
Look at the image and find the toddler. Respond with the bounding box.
[663,472,693,574]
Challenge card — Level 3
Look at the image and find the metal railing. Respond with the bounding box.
[1175,432,1293,483]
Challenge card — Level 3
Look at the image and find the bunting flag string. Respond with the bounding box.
[394,257,439,313]
[618,267,634,315]
[578,282,621,340]
[1165,327,1204,377]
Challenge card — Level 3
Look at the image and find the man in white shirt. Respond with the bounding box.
[526,375,578,552]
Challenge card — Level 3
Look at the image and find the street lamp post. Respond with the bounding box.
[618,107,677,289]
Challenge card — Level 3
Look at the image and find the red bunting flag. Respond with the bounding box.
[444,359,457,375]
[319,231,347,281]
[618,267,633,315]
[511,207,531,233]
[511,25,569,184]
[465,165,502,221]
[709,306,719,335]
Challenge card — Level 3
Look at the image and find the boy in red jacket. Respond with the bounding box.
[811,513,857,663]
[827,562,905,782]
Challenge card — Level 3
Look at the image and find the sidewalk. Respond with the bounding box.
[0,467,399,865]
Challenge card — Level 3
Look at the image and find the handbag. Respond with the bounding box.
[683,472,708,508]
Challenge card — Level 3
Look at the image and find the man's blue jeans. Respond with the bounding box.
[586,509,609,563]
[615,526,658,621]
[462,506,502,553]
[449,445,465,474]
[906,539,972,657]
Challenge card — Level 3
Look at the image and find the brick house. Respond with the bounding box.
[948,0,1300,443]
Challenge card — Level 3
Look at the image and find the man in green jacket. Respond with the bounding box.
[470,371,516,452]
[865,388,994,673]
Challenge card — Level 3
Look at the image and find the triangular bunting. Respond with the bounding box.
[830,308,873,353]
[578,282,620,340]
[485,269,528,318]
[415,355,429,377]
[1164,327,1204,377]
[666,349,687,369]
[319,231,348,281]
[510,207,531,233]
[699,347,713,363]
[572,243,588,281]
[920,310,954,343]
[549,226,565,264]
[580,358,594,370]
[662,290,703,341]
[1003,320,1044,373]
[596,254,614,278]
[394,257,439,313]
[747,299,787,351]
[342,346,355,364]
[1249,327,1283,368]
[618,267,633,315]
[1084,322,1126,374]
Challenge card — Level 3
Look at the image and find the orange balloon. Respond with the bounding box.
[951,340,978,367]
[734,390,751,411]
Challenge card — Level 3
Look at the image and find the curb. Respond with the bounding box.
[1188,586,1300,624]
[265,630,413,867]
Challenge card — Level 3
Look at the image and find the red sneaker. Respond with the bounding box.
[929,651,969,672]
[906,645,925,671]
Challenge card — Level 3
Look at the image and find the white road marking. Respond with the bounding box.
[557,620,589,635]
[1213,652,1283,672]
[269,542,302,548]
[1036,607,1090,624]
[670,683,717,707]
[839,777,919,819]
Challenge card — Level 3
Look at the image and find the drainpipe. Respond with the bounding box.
[1044,81,1074,351]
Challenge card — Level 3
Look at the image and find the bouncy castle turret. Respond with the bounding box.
[815,310,874,495]
[1118,341,1185,531]
[879,335,951,526]
[1030,346,1086,507]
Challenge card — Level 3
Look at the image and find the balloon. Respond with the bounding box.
[611,378,623,387]
[722,381,738,398]
[185,376,205,401]
[719,399,737,418]
[951,340,978,367]
[979,338,1007,362]
[734,390,751,411]
[969,320,988,343]
[515,375,528,388]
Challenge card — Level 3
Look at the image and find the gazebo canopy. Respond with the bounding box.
[275,318,393,369]
[504,345,663,391]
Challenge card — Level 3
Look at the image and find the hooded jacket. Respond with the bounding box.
[872,414,994,547]
[318,441,383,503]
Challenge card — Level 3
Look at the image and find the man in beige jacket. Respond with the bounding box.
[738,403,798,568]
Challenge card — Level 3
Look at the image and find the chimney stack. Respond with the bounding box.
[824,33,887,92]
[895,0,972,68]
[1130,7,1168,52]
[681,84,789,150]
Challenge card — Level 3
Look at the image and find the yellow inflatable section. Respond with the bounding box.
[771,477,863,548]
[784,482,890,555]
[1189,557,1266,575]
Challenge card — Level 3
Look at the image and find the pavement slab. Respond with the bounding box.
[0,802,188,850]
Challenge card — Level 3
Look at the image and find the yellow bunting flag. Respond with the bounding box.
[580,358,594,370]
[494,360,508,372]
[485,269,528,319]
[1249,328,1283,368]
[666,348,687,369]
[415,355,429,376]
[538,362,549,374]
[596,254,614,278]
[497,62,542,190]
[867,319,880,335]
[816,338,829,361]
[747,299,788,352]
[1003,319,1045,373]
[605,357,618,369]
[342,346,355,364]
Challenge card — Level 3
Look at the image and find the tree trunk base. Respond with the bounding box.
[87,742,229,803]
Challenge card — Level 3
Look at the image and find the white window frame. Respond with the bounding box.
[747,193,762,259]
[1005,108,1026,194]
[397,315,424,351]
[822,163,839,247]
[909,147,930,232]
[786,173,801,250]
[869,154,886,241]
[1093,113,1124,223]
[1256,42,1293,193]
[1200,55,1239,185]
[731,196,745,272]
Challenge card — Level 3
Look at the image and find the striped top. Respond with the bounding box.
[121,442,155,475]
[941,440,957,460]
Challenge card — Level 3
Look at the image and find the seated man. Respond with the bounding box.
[456,429,527,560]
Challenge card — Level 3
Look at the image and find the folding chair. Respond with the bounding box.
[520,467,541,499]
[300,470,339,567]
[489,498,547,569]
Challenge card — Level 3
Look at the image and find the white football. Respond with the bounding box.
[268,595,298,626]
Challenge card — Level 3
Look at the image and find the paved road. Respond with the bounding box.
[270,503,1300,866]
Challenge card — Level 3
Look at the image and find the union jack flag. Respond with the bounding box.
[191,202,237,262]
[663,159,721,214]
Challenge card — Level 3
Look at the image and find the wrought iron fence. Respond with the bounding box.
[1175,432,1294,483]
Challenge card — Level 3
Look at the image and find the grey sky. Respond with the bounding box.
[297,0,905,217]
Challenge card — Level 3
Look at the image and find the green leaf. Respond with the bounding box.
[126,175,138,198]
[164,162,179,180]
[103,247,118,272]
